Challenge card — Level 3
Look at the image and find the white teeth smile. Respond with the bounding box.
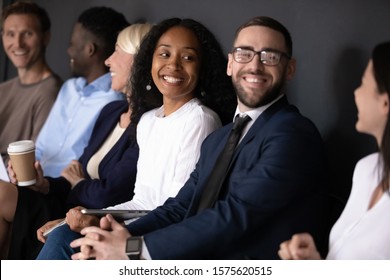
[13,51,27,56]
[163,75,184,83]
[245,77,264,83]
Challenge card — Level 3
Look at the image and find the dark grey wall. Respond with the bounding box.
[3,0,390,214]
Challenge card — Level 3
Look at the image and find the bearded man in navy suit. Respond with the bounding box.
[70,16,330,260]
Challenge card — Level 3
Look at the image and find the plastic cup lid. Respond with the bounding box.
[7,140,35,153]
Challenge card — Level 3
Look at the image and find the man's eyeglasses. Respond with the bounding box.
[231,47,291,66]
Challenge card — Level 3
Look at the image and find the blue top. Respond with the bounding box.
[35,73,124,177]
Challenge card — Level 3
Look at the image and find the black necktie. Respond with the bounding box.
[196,114,251,213]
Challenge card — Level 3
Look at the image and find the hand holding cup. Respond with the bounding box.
[7,140,36,186]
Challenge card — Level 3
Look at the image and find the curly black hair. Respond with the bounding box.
[129,18,236,125]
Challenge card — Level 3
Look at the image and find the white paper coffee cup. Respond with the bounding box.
[7,140,36,186]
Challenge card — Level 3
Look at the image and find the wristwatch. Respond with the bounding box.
[125,236,143,260]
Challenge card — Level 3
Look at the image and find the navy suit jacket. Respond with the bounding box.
[127,96,329,259]
[47,100,139,210]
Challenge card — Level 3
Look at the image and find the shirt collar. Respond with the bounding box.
[75,73,113,97]
[233,94,284,122]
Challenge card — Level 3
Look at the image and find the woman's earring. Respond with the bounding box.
[146,79,152,91]
[201,89,206,96]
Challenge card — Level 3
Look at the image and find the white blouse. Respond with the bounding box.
[107,98,221,212]
[327,153,390,259]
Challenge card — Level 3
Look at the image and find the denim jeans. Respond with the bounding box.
[36,224,81,260]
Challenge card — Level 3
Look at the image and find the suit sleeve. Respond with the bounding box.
[66,145,138,209]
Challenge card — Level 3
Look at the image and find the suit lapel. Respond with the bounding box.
[232,96,289,160]
[86,102,128,171]
[187,96,290,216]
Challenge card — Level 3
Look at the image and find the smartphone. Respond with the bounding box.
[81,209,150,220]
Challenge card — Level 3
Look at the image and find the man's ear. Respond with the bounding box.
[227,53,233,76]
[286,57,296,81]
[85,41,96,57]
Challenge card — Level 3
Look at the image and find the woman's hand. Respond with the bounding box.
[37,218,65,243]
[61,160,85,188]
[18,161,50,194]
[278,233,322,260]
[66,206,99,232]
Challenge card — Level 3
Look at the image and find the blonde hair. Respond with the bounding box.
[117,23,153,54]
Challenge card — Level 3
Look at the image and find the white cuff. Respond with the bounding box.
[140,238,152,260]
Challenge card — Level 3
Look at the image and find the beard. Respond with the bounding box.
[233,69,287,109]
